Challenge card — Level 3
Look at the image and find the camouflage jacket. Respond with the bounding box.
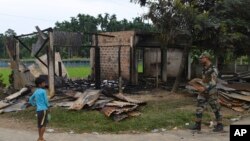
[201,64,218,94]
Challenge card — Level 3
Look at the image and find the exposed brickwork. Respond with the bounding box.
[91,31,135,81]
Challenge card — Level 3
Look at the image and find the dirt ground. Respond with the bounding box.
[0,126,231,141]
[0,116,36,131]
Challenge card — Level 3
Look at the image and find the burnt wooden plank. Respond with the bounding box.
[224,83,250,91]
[69,90,101,110]
[220,91,250,102]
[105,101,137,108]
[114,93,145,104]
[5,87,29,101]
[0,101,11,109]
[216,83,236,91]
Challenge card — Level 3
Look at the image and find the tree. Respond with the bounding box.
[0,34,6,58]
[214,0,250,56]
[97,13,110,31]
[132,0,250,92]
[0,29,17,58]
[4,29,16,37]
[132,0,199,92]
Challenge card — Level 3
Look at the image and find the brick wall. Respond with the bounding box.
[91,31,135,81]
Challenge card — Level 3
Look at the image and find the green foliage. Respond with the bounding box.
[0,73,6,88]
[207,0,250,56]
[0,29,17,58]
[55,13,156,33]
[236,56,249,65]
[138,0,202,46]
[4,29,16,37]
[0,68,11,86]
[191,49,214,62]
[0,34,6,58]
[132,0,250,57]
[130,0,147,6]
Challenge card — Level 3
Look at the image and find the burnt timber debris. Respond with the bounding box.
[187,72,250,112]
[0,26,147,121]
[217,71,250,112]
[0,60,146,121]
[0,81,146,121]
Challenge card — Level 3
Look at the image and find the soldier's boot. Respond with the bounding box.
[213,110,223,132]
[213,123,223,132]
[190,122,201,131]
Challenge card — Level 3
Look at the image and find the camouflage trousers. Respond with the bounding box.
[195,92,222,123]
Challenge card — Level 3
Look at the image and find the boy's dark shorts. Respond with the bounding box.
[37,110,48,128]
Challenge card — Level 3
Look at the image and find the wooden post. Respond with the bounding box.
[130,36,138,85]
[48,31,55,98]
[16,40,27,87]
[142,46,145,75]
[16,40,20,63]
[14,40,24,89]
[118,45,122,93]
[95,34,101,89]
[156,49,159,88]
[58,62,62,77]
[187,51,192,80]
[215,55,218,68]
[234,59,237,73]
[161,46,168,82]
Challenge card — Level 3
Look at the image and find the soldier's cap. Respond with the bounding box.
[199,52,211,60]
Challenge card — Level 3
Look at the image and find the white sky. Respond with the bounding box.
[0,0,147,35]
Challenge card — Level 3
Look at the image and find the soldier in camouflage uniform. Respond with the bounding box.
[191,52,223,132]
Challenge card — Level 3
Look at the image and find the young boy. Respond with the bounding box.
[29,77,50,141]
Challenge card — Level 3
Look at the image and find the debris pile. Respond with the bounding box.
[217,82,250,112]
[186,76,250,112]
[0,81,146,121]
[0,88,30,113]
[217,71,250,112]
[220,71,250,83]
[56,89,145,121]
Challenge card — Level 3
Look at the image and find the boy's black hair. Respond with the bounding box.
[35,77,45,87]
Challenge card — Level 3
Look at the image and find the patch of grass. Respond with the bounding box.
[138,62,143,73]
[66,66,91,78]
[0,66,91,87]
[0,67,11,86]
[1,97,214,133]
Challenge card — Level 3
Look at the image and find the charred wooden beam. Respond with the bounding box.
[15,27,52,38]
[34,37,49,57]
[5,87,29,101]
[13,36,31,52]
[48,31,55,98]
[95,35,101,89]
[13,36,48,68]
[118,45,122,93]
